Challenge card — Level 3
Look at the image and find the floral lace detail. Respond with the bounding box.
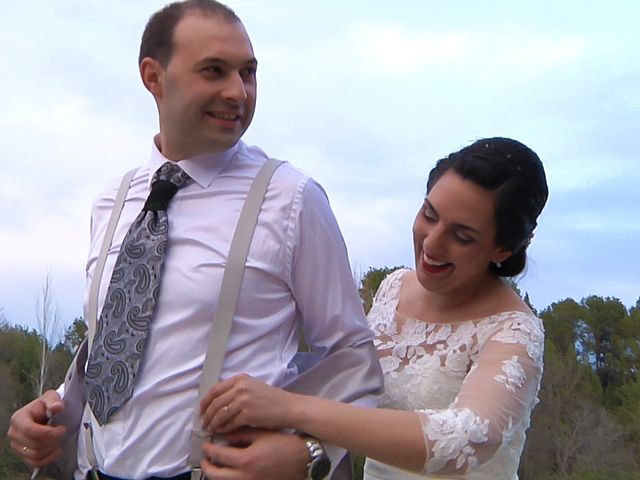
[370,270,543,384]
[377,318,428,359]
[495,356,526,393]
[367,269,545,478]
[489,315,544,370]
[420,407,489,472]
[379,355,401,378]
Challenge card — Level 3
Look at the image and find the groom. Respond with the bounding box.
[7,1,383,479]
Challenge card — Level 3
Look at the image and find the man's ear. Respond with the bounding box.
[140,57,164,99]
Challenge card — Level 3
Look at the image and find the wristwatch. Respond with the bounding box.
[303,436,331,480]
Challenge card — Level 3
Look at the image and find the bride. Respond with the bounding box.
[199,137,548,479]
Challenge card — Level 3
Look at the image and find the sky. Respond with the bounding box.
[1,0,638,333]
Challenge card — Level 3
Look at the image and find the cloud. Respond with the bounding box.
[2,0,639,330]
[351,24,469,74]
[347,21,585,78]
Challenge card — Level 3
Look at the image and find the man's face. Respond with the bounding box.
[153,13,257,159]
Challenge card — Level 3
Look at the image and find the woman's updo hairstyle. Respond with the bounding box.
[426,137,548,277]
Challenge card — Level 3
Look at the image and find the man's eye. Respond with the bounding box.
[241,67,257,78]
[203,66,223,75]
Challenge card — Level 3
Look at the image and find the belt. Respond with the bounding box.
[89,471,192,480]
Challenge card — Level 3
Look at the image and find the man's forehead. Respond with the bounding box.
[172,12,254,58]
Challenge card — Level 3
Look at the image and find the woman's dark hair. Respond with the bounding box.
[426,137,548,277]
[138,0,240,67]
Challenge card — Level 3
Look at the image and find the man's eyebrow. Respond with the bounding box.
[199,57,258,67]
[425,199,480,234]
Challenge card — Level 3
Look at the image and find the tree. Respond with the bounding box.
[0,324,40,406]
[520,342,636,477]
[540,298,583,357]
[359,266,406,314]
[503,278,538,313]
[576,296,637,399]
[522,296,640,478]
[63,317,87,353]
[33,274,63,397]
[0,323,62,480]
[606,297,640,462]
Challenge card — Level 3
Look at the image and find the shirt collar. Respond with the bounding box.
[149,135,240,189]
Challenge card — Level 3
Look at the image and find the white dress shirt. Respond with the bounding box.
[73,139,377,479]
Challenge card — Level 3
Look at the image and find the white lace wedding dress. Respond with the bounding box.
[363,269,544,480]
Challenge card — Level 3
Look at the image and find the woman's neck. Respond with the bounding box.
[399,271,516,324]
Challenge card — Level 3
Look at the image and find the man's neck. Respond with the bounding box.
[154,134,233,161]
[152,134,240,166]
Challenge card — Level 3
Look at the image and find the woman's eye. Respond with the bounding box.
[455,234,475,245]
[423,207,437,223]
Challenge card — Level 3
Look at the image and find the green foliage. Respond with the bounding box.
[0,439,30,480]
[359,266,407,314]
[63,317,87,353]
[0,324,41,404]
[549,473,640,480]
[568,295,640,409]
[0,324,45,480]
[523,295,640,477]
[2,287,640,479]
[540,298,583,356]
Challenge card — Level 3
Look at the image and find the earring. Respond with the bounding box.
[494,261,502,268]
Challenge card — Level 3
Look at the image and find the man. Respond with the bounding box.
[7,1,383,479]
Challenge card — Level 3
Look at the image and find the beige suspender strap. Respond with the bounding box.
[84,168,137,473]
[87,168,137,353]
[189,158,284,480]
[199,158,284,395]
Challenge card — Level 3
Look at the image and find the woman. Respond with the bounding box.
[200,137,549,479]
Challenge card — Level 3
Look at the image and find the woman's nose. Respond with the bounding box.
[424,225,446,253]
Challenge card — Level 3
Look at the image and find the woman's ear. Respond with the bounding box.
[492,247,512,266]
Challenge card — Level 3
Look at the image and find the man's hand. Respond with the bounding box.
[201,428,309,480]
[7,390,66,468]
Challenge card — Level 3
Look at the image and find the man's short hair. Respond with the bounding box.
[139,0,240,67]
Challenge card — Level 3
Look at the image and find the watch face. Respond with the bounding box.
[310,456,331,480]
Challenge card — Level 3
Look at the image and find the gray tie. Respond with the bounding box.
[86,162,190,425]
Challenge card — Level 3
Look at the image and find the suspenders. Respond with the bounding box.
[84,159,284,479]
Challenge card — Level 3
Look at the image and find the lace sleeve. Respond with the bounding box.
[416,312,544,475]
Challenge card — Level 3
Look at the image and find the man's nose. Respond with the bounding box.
[222,72,248,103]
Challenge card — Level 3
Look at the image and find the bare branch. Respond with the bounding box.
[34,272,63,396]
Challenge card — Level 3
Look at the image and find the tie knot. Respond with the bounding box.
[153,161,191,187]
[144,162,191,212]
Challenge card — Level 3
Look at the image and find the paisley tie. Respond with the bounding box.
[86,162,190,425]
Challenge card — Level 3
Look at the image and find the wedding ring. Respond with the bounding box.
[22,446,28,453]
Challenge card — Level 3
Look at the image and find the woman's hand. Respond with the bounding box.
[200,374,299,433]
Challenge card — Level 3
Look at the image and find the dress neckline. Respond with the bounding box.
[392,269,534,326]
[393,307,535,327]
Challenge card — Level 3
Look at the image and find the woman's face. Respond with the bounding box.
[413,169,511,296]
